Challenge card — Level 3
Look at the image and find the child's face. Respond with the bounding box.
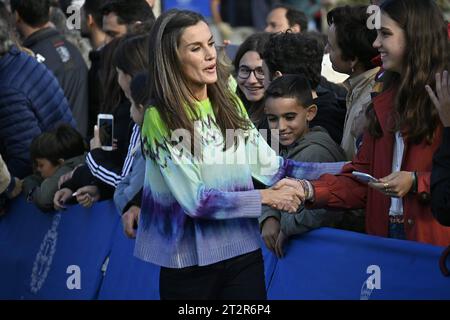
[373,13,406,74]
[265,97,317,147]
[130,98,145,126]
[36,158,59,178]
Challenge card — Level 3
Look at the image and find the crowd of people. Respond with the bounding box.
[0,0,449,299]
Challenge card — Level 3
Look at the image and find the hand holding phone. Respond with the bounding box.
[352,171,379,183]
[97,114,114,151]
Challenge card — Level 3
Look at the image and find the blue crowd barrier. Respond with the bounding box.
[97,222,160,300]
[1,197,449,300]
[267,229,450,300]
[0,197,119,299]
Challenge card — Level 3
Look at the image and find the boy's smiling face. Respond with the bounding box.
[265,97,317,147]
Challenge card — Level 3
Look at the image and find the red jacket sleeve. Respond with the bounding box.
[310,131,373,210]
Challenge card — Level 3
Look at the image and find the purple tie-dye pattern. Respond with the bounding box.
[140,188,187,240]
[267,158,346,186]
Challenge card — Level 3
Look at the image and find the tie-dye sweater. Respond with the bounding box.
[135,98,345,268]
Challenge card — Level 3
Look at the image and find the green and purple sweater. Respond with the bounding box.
[135,98,345,268]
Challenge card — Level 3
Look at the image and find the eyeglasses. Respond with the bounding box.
[237,66,265,80]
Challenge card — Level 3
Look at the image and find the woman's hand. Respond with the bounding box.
[122,205,140,238]
[53,188,73,210]
[75,185,100,208]
[261,217,280,254]
[369,171,414,198]
[260,186,302,213]
[426,70,450,127]
[272,178,304,194]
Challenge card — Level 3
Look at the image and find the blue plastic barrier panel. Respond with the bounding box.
[260,239,278,291]
[0,198,119,299]
[268,228,450,300]
[97,222,160,300]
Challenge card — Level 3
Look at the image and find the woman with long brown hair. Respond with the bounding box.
[275,0,450,246]
[135,9,345,299]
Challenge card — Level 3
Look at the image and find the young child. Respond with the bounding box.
[275,0,450,246]
[22,124,86,211]
[114,72,149,238]
[260,75,347,257]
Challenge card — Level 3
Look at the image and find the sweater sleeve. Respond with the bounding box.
[245,126,347,186]
[431,127,450,226]
[258,205,281,230]
[114,153,145,214]
[30,171,68,212]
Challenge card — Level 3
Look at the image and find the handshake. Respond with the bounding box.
[260,178,314,213]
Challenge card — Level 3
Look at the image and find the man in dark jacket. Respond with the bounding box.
[11,0,88,137]
[0,13,75,179]
[81,0,154,137]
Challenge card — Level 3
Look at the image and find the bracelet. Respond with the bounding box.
[297,179,314,201]
[411,171,418,194]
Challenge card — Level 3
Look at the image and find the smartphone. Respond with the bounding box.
[352,171,379,183]
[97,114,114,151]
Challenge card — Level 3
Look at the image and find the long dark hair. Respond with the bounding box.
[147,9,251,151]
[113,34,150,78]
[233,32,270,126]
[99,37,125,113]
[366,0,449,143]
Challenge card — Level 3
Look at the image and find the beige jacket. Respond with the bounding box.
[341,67,380,160]
[0,155,11,194]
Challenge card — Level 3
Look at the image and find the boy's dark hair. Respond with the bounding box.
[10,0,50,28]
[327,5,378,70]
[263,32,323,89]
[272,4,308,32]
[100,0,155,27]
[130,72,151,107]
[83,0,109,27]
[30,124,86,166]
[265,74,314,109]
